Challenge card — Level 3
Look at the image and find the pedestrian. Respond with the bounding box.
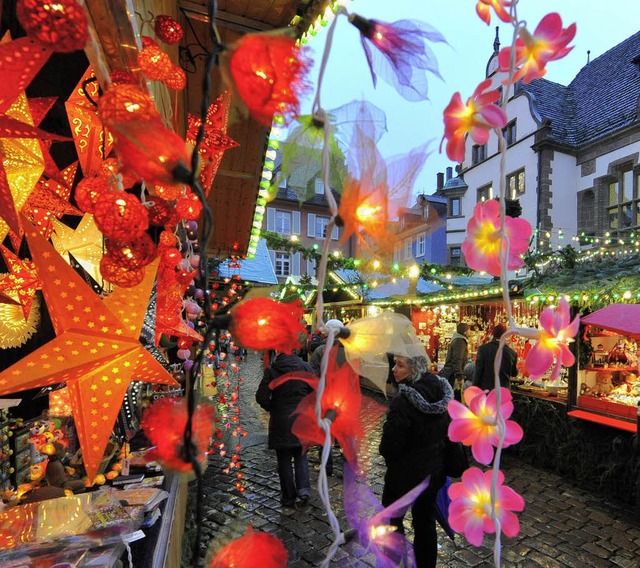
[379,351,454,567]
[472,323,518,391]
[255,350,313,508]
[440,322,471,401]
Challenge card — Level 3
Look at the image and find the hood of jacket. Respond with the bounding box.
[398,374,453,415]
[450,331,468,343]
[270,353,311,376]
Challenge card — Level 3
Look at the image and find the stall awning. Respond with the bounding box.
[581,304,640,337]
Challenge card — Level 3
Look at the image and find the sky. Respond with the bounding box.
[296,0,640,201]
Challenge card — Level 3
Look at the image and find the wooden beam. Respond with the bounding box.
[179,1,274,32]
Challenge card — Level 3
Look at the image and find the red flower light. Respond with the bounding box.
[141,397,215,472]
[155,15,184,45]
[93,191,149,241]
[229,298,305,353]
[227,32,311,126]
[17,0,89,53]
[209,526,287,568]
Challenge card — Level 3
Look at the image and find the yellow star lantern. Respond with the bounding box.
[0,219,178,480]
[0,245,42,320]
[51,214,104,285]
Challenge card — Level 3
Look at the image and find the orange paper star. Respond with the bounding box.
[0,245,42,320]
[0,220,178,480]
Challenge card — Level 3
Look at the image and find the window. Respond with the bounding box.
[416,233,426,257]
[314,178,324,195]
[307,213,338,239]
[393,244,402,263]
[404,238,413,260]
[472,144,487,165]
[449,246,462,267]
[266,208,300,235]
[315,215,329,238]
[449,197,461,217]
[274,252,291,277]
[275,211,291,234]
[506,168,525,198]
[608,168,637,231]
[477,183,493,203]
[503,120,516,146]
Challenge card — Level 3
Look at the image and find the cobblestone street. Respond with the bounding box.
[185,352,640,567]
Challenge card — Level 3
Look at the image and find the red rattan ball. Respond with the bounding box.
[159,246,182,268]
[93,192,149,241]
[154,184,183,201]
[175,192,203,221]
[74,176,110,213]
[98,84,158,128]
[163,65,186,91]
[100,255,145,288]
[109,70,138,85]
[138,39,172,82]
[16,0,89,53]
[154,15,184,45]
[99,157,139,189]
[158,230,178,248]
[105,233,157,270]
[148,197,180,227]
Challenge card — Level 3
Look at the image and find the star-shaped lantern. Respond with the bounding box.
[51,214,104,284]
[0,219,178,480]
[0,245,42,321]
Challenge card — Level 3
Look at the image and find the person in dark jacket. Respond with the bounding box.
[379,353,454,568]
[473,323,518,391]
[256,351,313,508]
[440,322,470,401]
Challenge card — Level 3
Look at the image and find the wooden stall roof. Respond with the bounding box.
[178,0,332,258]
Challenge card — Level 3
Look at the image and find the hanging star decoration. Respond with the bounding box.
[0,293,40,349]
[0,245,42,321]
[0,220,178,481]
[51,214,104,285]
[185,91,239,195]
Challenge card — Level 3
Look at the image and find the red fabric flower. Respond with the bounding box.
[229,298,305,353]
[227,32,311,126]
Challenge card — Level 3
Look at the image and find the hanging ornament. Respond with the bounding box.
[154,183,184,201]
[98,84,159,128]
[109,69,138,85]
[224,31,311,126]
[99,254,145,288]
[106,233,157,270]
[209,526,287,568]
[16,0,89,53]
[163,65,187,91]
[175,191,203,221]
[138,37,172,82]
[99,157,139,189]
[154,15,184,45]
[93,191,149,241]
[74,176,110,213]
[147,197,180,227]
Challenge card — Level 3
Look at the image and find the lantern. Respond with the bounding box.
[163,65,186,91]
[93,192,149,241]
[74,176,110,214]
[109,70,137,85]
[105,233,157,270]
[97,84,159,128]
[158,230,179,248]
[138,39,172,82]
[148,197,180,227]
[154,184,184,201]
[99,255,145,288]
[154,15,184,45]
[16,0,89,53]
[176,191,203,221]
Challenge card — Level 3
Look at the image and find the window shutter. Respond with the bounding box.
[306,258,316,277]
[331,224,339,240]
[266,207,275,232]
[307,213,316,237]
[292,252,301,275]
[292,211,301,235]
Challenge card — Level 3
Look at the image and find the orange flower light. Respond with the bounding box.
[498,13,576,83]
[209,526,287,568]
[229,298,305,353]
[441,79,507,163]
[475,0,512,25]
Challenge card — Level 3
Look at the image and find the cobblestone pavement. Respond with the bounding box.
[187,352,640,567]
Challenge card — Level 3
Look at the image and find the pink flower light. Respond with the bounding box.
[441,79,507,163]
[498,13,576,83]
[476,0,512,25]
[448,386,523,465]
[448,467,525,547]
[524,297,580,381]
[461,200,532,276]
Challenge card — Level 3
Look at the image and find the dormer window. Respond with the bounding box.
[472,144,487,165]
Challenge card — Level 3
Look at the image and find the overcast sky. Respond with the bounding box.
[297,0,639,200]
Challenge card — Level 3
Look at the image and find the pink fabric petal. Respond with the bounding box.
[500,510,521,538]
[471,438,495,465]
[525,343,554,376]
[463,517,486,547]
[503,421,524,446]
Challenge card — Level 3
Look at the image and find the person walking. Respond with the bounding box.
[379,352,454,567]
[255,351,313,508]
[440,322,470,401]
[473,323,518,391]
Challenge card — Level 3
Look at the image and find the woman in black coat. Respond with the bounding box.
[256,352,314,508]
[379,354,454,567]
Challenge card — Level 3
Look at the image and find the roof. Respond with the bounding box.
[582,304,640,337]
[523,31,640,147]
[217,239,278,284]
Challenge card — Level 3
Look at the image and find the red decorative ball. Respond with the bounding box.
[16,0,89,53]
[158,230,178,248]
[109,70,138,85]
[175,191,203,221]
[74,176,110,213]
[154,183,184,201]
[154,15,184,45]
[147,197,180,227]
[100,157,139,189]
[230,298,306,353]
[138,38,172,82]
[176,269,195,286]
[98,84,159,128]
[141,397,214,472]
[99,255,145,288]
[105,233,157,270]
[209,526,288,568]
[160,246,182,268]
[93,191,149,241]
[163,65,186,91]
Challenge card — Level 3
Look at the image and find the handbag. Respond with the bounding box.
[444,437,469,478]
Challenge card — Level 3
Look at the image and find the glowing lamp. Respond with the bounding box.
[175,192,203,221]
[209,526,287,568]
[159,230,179,247]
[230,298,305,353]
[164,65,186,91]
[106,233,157,270]
[99,157,139,189]
[99,254,145,288]
[74,176,110,213]
[93,192,149,241]
[16,0,89,53]
[154,15,184,45]
[154,184,184,201]
[138,39,172,82]
[148,197,180,227]
[109,70,137,85]
[97,84,159,128]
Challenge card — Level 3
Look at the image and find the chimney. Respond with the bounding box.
[436,172,444,190]
[446,166,453,181]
